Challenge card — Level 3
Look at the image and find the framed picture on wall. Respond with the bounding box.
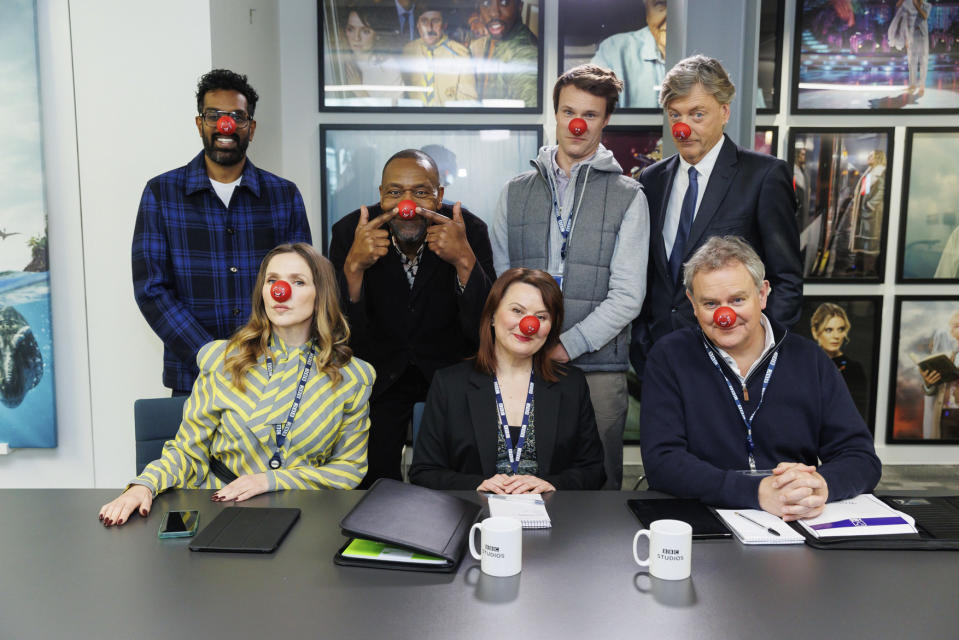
[792,0,959,114]
[601,126,662,180]
[788,127,893,282]
[320,124,542,246]
[793,295,883,434]
[558,0,784,113]
[754,126,778,156]
[897,128,959,282]
[318,0,543,111]
[888,297,959,444]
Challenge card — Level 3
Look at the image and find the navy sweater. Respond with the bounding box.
[640,320,881,509]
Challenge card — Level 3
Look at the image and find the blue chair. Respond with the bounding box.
[134,396,187,474]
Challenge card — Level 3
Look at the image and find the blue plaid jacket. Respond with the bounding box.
[132,151,312,391]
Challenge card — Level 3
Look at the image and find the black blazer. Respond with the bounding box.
[631,136,803,376]
[329,203,495,398]
[409,361,606,490]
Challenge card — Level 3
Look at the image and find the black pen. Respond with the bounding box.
[734,511,780,537]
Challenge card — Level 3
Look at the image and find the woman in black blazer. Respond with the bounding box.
[410,268,605,492]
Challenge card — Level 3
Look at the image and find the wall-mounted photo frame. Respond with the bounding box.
[754,126,778,156]
[792,0,959,114]
[558,0,784,113]
[320,125,542,247]
[601,126,662,181]
[888,297,959,444]
[793,295,883,434]
[318,0,544,111]
[897,128,959,282]
[788,127,893,282]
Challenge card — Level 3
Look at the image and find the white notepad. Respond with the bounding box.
[487,494,552,528]
[715,508,805,545]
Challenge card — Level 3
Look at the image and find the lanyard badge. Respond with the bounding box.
[493,373,535,475]
[265,343,315,470]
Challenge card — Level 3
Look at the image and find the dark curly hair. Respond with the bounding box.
[195,69,259,117]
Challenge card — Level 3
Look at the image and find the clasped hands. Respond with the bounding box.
[758,462,829,521]
[477,473,556,495]
[98,473,269,527]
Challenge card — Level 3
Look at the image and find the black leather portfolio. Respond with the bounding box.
[627,497,732,539]
[334,478,482,573]
[189,507,300,553]
[793,495,959,551]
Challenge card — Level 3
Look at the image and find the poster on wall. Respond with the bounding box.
[755,126,778,156]
[888,297,959,444]
[0,0,57,448]
[601,126,662,181]
[897,128,959,282]
[793,0,959,113]
[320,125,541,243]
[788,127,893,282]
[319,0,543,111]
[793,295,882,434]
[558,0,784,113]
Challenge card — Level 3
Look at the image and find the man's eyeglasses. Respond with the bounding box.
[200,110,252,128]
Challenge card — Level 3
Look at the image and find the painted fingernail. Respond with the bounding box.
[140,510,147,516]
[118,519,124,525]
[98,514,103,521]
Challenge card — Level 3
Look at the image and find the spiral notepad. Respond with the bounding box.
[487,494,552,529]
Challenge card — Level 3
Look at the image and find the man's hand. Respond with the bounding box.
[758,462,828,521]
[343,206,395,301]
[920,367,942,387]
[548,343,570,363]
[420,202,476,285]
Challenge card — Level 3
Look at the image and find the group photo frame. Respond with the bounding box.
[897,127,959,282]
[788,127,894,283]
[318,0,544,112]
[792,0,959,114]
[557,0,784,113]
[888,297,959,444]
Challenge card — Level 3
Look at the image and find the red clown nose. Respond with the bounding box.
[713,306,736,328]
[519,315,540,336]
[568,118,588,136]
[270,280,292,302]
[397,199,417,220]
[672,122,691,141]
[216,115,237,135]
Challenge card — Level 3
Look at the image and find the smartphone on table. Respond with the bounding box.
[158,510,200,538]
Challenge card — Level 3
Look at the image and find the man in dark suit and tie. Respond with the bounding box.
[329,149,494,487]
[630,55,802,379]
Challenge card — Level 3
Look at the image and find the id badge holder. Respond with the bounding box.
[551,274,564,290]
[736,469,774,478]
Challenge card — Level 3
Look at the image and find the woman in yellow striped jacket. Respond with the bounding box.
[99,243,375,527]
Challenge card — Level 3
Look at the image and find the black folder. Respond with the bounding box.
[792,495,959,551]
[189,507,300,553]
[334,478,482,573]
[627,497,732,539]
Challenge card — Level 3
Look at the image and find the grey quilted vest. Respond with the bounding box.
[505,164,640,371]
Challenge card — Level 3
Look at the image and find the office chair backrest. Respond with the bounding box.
[133,396,187,474]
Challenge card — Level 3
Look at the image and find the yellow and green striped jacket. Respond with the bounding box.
[132,338,375,494]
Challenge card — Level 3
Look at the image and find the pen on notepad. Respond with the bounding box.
[734,511,780,537]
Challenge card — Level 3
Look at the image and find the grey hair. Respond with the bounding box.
[659,55,736,109]
[683,236,765,294]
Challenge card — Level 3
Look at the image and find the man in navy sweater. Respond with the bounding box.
[640,236,880,520]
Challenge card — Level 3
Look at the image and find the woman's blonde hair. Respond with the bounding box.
[224,243,352,390]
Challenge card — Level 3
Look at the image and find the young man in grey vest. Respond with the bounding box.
[490,65,650,489]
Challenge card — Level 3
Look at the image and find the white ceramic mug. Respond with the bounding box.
[632,519,692,581]
[469,516,522,577]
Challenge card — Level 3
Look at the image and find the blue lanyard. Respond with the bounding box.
[492,373,535,474]
[552,189,574,261]
[265,343,315,470]
[702,340,778,472]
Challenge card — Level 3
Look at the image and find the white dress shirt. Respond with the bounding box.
[663,136,726,257]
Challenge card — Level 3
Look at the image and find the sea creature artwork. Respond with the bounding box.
[0,305,43,409]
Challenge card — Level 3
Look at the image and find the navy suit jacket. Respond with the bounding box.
[630,136,802,377]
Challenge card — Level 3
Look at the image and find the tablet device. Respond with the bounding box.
[627,498,732,539]
[189,507,300,553]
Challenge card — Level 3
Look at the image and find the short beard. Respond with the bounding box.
[203,135,249,167]
[389,218,428,253]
